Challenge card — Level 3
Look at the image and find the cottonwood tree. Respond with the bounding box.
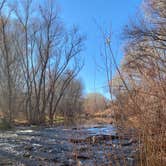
[122,0,166,122]
[108,0,166,122]
[11,0,84,124]
[84,93,107,114]
[0,0,84,124]
[57,78,83,119]
[0,1,24,122]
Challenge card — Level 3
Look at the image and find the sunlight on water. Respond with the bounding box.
[86,125,116,136]
[17,130,34,133]
[0,133,18,138]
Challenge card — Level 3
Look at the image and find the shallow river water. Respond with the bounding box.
[0,122,138,166]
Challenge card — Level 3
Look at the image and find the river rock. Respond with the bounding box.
[23,152,31,158]
[121,138,137,146]
[77,153,90,160]
[24,145,33,151]
[70,134,119,144]
[77,145,89,152]
[72,151,92,160]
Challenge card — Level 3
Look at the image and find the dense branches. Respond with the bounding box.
[109,0,166,165]
[0,0,84,124]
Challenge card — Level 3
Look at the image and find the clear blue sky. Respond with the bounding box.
[56,0,142,97]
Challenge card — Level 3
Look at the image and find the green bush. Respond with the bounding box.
[0,118,12,130]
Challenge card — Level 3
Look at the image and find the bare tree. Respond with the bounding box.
[0,3,23,122]
[57,78,83,119]
[84,93,107,114]
[0,0,84,125]
[6,0,84,124]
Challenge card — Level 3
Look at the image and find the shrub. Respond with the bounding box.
[0,118,12,130]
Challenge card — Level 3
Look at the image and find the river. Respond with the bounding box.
[0,119,139,166]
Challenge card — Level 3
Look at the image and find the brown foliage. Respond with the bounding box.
[84,93,107,114]
[109,0,166,165]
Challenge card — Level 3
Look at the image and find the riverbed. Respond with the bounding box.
[0,121,139,166]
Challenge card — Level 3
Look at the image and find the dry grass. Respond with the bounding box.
[112,95,166,166]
